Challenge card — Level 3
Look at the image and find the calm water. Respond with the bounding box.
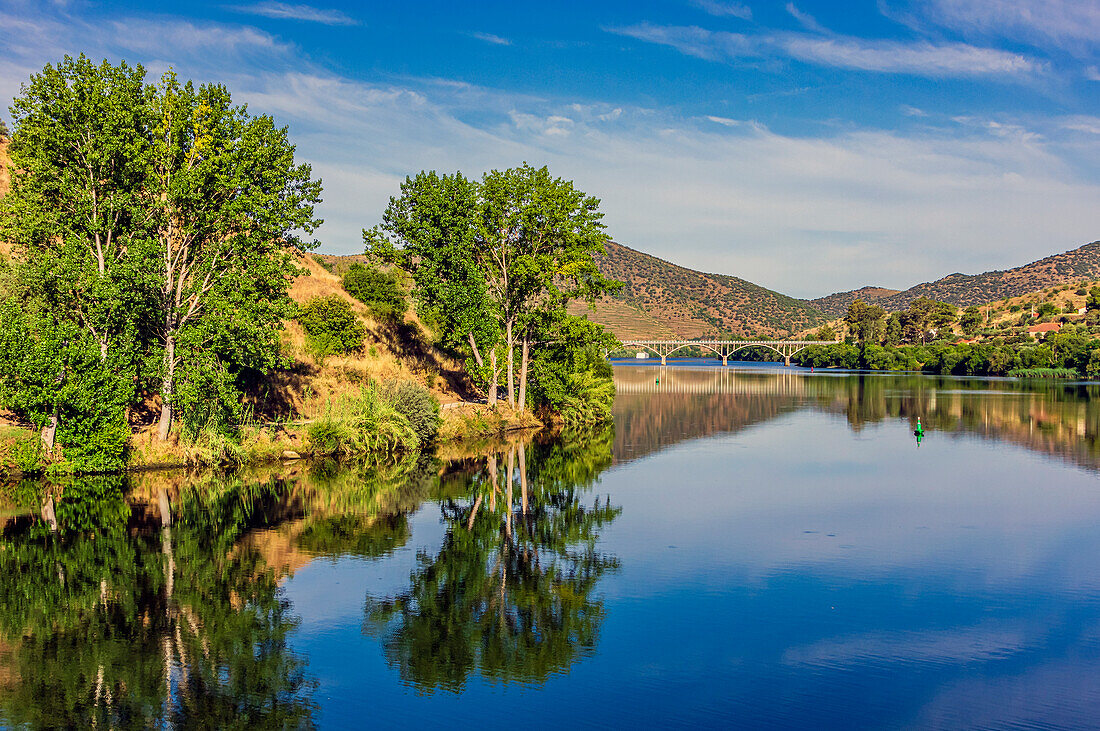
[4,362,1100,728]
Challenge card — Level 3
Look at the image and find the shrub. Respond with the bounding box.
[298,296,365,357]
[342,264,407,321]
[307,384,418,456]
[381,379,440,446]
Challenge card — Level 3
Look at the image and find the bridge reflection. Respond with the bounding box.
[612,365,1100,473]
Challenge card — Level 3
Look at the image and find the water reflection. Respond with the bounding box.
[363,436,620,692]
[614,364,1100,471]
[0,429,619,726]
[0,474,314,729]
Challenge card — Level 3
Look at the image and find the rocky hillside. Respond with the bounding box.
[812,240,1100,316]
[590,241,826,338]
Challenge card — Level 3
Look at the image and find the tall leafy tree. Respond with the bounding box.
[371,164,619,412]
[844,299,886,344]
[146,72,322,439]
[0,55,153,451]
[369,170,501,397]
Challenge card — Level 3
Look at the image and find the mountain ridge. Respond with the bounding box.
[811,240,1100,317]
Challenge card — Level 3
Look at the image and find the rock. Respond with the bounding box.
[281,450,301,460]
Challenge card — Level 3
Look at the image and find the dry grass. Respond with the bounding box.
[254,252,475,422]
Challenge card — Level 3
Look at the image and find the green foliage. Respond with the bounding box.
[298,296,365,357]
[372,164,621,414]
[1087,287,1100,311]
[0,55,323,461]
[380,379,441,446]
[814,323,837,341]
[8,436,44,474]
[1036,302,1059,318]
[959,305,983,336]
[0,300,131,471]
[527,315,618,425]
[307,384,418,456]
[342,263,407,321]
[1006,367,1079,379]
[844,299,886,343]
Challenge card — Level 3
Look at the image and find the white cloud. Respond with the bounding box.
[1086,66,1100,81]
[610,24,759,62]
[705,115,742,126]
[920,0,1100,51]
[691,0,752,20]
[229,2,358,26]
[610,23,1040,77]
[786,3,827,33]
[778,35,1038,76]
[469,31,511,46]
[1,6,1095,298]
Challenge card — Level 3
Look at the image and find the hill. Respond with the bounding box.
[812,240,1100,316]
[587,241,827,338]
[809,286,901,319]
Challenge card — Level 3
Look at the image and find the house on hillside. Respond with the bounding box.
[1027,322,1061,339]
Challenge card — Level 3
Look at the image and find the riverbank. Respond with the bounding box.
[0,403,545,480]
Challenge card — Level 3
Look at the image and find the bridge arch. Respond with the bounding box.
[618,339,833,366]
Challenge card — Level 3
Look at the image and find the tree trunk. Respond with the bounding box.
[157,333,175,441]
[40,412,57,454]
[505,446,514,539]
[518,441,528,516]
[488,349,498,406]
[488,453,497,512]
[518,337,529,413]
[468,333,484,367]
[506,319,515,407]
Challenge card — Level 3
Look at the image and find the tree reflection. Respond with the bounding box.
[363,429,621,692]
[0,474,315,729]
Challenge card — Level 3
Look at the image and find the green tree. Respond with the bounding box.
[959,305,983,336]
[0,56,154,452]
[1086,287,1100,311]
[844,299,886,344]
[372,165,620,413]
[146,72,322,440]
[342,262,407,320]
[815,323,837,341]
[298,295,365,357]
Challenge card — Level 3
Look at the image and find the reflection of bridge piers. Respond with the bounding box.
[622,339,834,366]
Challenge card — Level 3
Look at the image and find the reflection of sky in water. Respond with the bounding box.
[282,377,1100,728]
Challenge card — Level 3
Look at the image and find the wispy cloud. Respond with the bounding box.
[691,0,752,20]
[468,31,511,46]
[611,24,758,62]
[786,3,827,33]
[229,2,358,26]
[919,0,1100,50]
[611,23,1040,77]
[781,36,1038,76]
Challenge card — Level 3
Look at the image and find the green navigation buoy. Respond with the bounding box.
[914,416,924,447]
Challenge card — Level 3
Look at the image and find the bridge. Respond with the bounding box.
[619,339,835,366]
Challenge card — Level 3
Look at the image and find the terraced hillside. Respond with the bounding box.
[592,242,827,338]
[812,240,1100,316]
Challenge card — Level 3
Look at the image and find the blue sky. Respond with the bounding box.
[1,0,1098,297]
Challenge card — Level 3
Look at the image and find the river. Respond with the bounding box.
[2,362,1100,728]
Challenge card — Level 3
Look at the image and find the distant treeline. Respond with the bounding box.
[794,328,1100,378]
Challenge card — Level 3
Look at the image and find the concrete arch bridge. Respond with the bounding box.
[620,339,835,367]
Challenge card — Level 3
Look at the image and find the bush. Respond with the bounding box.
[381,379,440,446]
[342,264,407,321]
[307,384,418,456]
[298,296,365,357]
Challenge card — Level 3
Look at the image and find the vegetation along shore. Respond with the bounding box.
[0,56,619,477]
